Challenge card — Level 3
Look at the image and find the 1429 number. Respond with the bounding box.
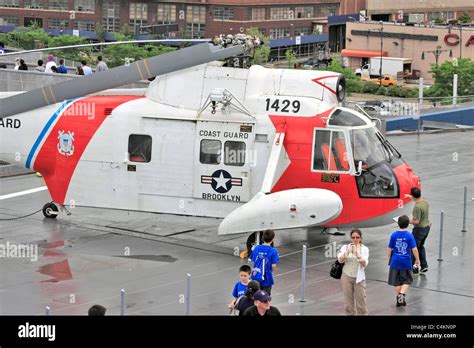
[265,98,301,113]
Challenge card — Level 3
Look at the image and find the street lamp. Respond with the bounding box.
[421,45,453,66]
[368,21,384,87]
[448,23,463,58]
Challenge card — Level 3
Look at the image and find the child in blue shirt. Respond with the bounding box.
[228,264,251,311]
[388,215,420,307]
[250,229,279,295]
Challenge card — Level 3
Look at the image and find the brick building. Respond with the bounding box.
[365,0,474,23]
[343,21,474,82]
[0,0,365,39]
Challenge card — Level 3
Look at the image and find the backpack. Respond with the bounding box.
[252,252,267,283]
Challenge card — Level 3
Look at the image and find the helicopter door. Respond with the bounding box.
[194,120,255,203]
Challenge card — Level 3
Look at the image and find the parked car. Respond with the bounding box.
[363,74,398,87]
[302,58,319,69]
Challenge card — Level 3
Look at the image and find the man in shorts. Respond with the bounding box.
[387,215,420,307]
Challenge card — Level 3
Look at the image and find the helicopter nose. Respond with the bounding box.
[413,174,420,188]
[407,166,420,188]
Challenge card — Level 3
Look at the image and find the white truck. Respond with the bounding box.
[355,57,412,80]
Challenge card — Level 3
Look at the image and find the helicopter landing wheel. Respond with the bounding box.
[246,231,263,255]
[42,202,58,219]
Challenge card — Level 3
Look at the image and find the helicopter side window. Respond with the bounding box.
[224,141,246,166]
[200,139,221,165]
[128,134,152,163]
[312,129,350,172]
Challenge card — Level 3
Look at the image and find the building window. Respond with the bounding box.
[48,0,68,11]
[250,8,265,21]
[24,0,42,9]
[295,27,312,36]
[129,2,148,32]
[186,6,206,38]
[186,5,206,23]
[224,141,246,166]
[74,0,94,12]
[270,7,291,20]
[200,139,221,165]
[74,20,95,31]
[214,7,234,20]
[48,18,69,29]
[0,0,19,7]
[129,135,152,163]
[315,4,338,17]
[427,11,454,21]
[102,0,120,32]
[0,15,19,25]
[157,4,176,24]
[270,27,290,39]
[186,23,205,38]
[295,6,314,19]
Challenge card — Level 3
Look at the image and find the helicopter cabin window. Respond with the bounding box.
[224,141,246,166]
[200,139,221,165]
[128,134,152,163]
[313,129,350,172]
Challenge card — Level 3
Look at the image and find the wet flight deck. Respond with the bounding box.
[0,131,472,315]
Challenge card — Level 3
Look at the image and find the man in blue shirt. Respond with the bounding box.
[388,215,420,307]
[0,42,5,54]
[57,59,68,74]
[250,229,279,295]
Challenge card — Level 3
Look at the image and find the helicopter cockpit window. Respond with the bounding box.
[328,108,368,127]
[313,129,351,172]
[128,134,152,163]
[350,128,390,168]
[200,139,221,165]
[350,128,399,198]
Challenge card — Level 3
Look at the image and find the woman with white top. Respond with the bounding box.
[337,228,369,315]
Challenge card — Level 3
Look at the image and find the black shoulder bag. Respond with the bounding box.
[330,259,344,279]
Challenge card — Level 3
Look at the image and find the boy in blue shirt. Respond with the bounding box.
[228,264,251,311]
[250,229,279,295]
[388,215,420,307]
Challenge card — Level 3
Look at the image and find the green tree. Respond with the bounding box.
[121,24,133,39]
[246,27,270,66]
[459,12,472,24]
[433,17,445,25]
[7,24,51,50]
[49,34,91,63]
[102,33,175,68]
[285,49,297,68]
[317,56,357,79]
[428,58,474,99]
[95,22,106,42]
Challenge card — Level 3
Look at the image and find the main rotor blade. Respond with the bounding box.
[0,43,243,118]
[0,39,209,57]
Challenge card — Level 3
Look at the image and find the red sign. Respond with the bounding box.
[444,34,474,47]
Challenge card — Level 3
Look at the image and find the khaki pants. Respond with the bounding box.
[341,273,368,315]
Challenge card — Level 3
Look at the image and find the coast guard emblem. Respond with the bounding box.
[57,130,75,156]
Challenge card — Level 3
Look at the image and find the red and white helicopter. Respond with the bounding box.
[0,35,420,249]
